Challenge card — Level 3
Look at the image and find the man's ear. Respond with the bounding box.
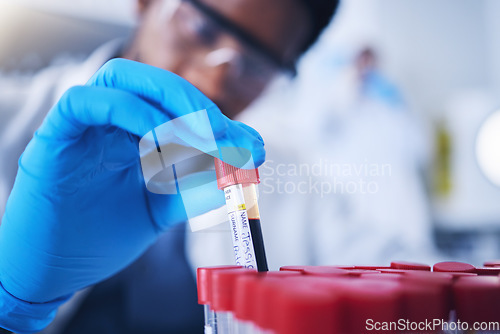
[137,0,154,16]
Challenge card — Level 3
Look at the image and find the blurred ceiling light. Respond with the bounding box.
[476,109,500,187]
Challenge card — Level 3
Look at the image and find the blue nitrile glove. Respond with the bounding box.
[0,59,265,333]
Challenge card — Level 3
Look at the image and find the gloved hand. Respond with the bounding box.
[0,59,265,333]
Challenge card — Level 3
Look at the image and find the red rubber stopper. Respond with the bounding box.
[344,280,401,334]
[354,265,392,270]
[359,273,402,282]
[454,276,500,323]
[303,267,351,277]
[403,271,454,314]
[273,283,342,334]
[343,269,382,277]
[399,280,450,326]
[433,261,476,273]
[484,260,500,267]
[211,268,256,312]
[476,267,500,275]
[197,265,242,305]
[234,275,260,322]
[391,261,431,271]
[447,272,478,281]
[214,158,259,189]
[280,265,315,273]
[234,271,301,324]
[379,269,412,275]
[255,277,288,331]
[280,265,354,273]
[263,271,302,278]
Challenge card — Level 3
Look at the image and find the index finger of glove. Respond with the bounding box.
[87,58,228,136]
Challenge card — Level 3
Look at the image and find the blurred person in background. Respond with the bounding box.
[0,0,340,333]
[301,45,436,265]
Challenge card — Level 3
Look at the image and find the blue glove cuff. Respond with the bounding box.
[0,281,71,334]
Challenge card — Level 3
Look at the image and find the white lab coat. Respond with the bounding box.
[0,40,438,331]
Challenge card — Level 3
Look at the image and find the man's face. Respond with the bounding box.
[125,0,311,118]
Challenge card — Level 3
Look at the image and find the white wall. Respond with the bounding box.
[485,0,500,97]
[0,0,137,25]
[377,0,491,116]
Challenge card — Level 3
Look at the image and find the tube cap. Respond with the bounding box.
[262,271,302,278]
[360,273,402,281]
[234,274,261,321]
[354,265,391,270]
[280,265,316,273]
[378,269,413,275]
[255,277,286,330]
[280,265,355,273]
[343,269,382,277]
[484,260,500,267]
[214,158,259,189]
[399,281,450,324]
[273,283,342,334]
[433,261,476,273]
[303,267,351,277]
[197,265,242,305]
[344,280,401,334]
[211,268,256,312]
[391,261,431,271]
[454,276,500,322]
[475,267,500,275]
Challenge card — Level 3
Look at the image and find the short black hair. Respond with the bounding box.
[298,0,340,54]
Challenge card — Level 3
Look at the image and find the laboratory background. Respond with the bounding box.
[0,0,500,331]
[0,0,500,334]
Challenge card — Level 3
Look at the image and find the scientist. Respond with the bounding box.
[0,0,339,333]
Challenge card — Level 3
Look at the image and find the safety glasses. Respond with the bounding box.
[161,0,295,98]
[184,0,296,75]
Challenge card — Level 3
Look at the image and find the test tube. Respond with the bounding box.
[214,158,268,272]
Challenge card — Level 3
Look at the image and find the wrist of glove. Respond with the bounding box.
[0,283,71,334]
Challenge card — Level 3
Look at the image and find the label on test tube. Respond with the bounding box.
[224,184,257,269]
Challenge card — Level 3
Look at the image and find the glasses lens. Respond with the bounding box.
[168,1,285,98]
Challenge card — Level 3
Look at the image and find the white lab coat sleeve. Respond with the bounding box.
[0,41,123,334]
[0,65,72,216]
[0,39,123,219]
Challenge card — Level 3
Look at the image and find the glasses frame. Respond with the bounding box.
[182,0,297,76]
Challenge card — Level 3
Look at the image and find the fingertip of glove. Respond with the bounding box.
[86,58,136,87]
[236,121,265,145]
[254,149,266,168]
